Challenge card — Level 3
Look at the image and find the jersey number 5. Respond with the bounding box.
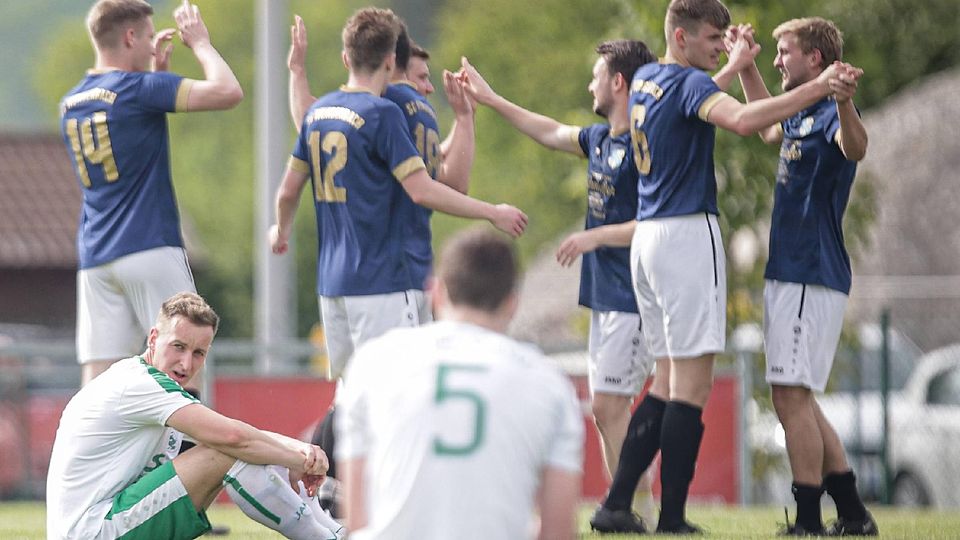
[433,364,488,456]
[630,104,652,175]
[309,131,348,202]
[65,111,118,188]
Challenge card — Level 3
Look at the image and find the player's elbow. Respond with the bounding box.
[221,83,244,109]
[207,419,249,450]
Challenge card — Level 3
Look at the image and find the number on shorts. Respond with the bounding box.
[630,104,652,175]
[433,364,488,456]
[414,123,441,178]
[309,131,348,202]
[65,111,118,187]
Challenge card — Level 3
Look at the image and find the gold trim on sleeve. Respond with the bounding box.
[287,156,311,174]
[697,92,728,121]
[393,156,427,182]
[175,79,195,112]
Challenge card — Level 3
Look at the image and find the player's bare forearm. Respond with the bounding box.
[437,116,474,193]
[271,167,308,254]
[486,93,582,154]
[836,98,868,161]
[288,69,315,129]
[402,170,527,237]
[737,64,781,144]
[536,468,581,540]
[556,221,635,267]
[185,42,243,110]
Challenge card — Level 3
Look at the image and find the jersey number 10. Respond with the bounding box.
[65,111,118,188]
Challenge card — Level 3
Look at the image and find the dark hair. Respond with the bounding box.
[438,228,518,312]
[395,20,411,71]
[410,42,430,60]
[666,0,731,35]
[342,7,401,73]
[596,39,656,82]
[157,292,220,335]
[86,0,153,49]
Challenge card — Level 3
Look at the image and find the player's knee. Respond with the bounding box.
[591,394,630,429]
[771,385,812,419]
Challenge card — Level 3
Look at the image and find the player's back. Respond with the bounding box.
[59,70,186,269]
[294,88,425,296]
[629,63,724,220]
[384,82,441,290]
[337,321,584,540]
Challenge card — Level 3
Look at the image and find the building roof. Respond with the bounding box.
[0,133,80,269]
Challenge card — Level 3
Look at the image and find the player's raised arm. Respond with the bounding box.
[726,24,782,144]
[434,69,475,193]
[401,169,528,238]
[706,61,861,136]
[460,57,581,155]
[288,15,316,128]
[174,0,243,111]
[832,74,868,161]
[712,23,762,92]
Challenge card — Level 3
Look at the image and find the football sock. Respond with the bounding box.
[824,470,868,521]
[298,483,347,540]
[657,400,704,528]
[603,394,666,511]
[223,461,338,540]
[792,482,825,531]
[311,407,337,479]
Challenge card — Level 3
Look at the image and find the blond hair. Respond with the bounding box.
[157,292,220,335]
[341,7,402,73]
[86,0,153,50]
[773,17,843,68]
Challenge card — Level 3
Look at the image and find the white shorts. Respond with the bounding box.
[630,213,726,359]
[320,289,426,380]
[764,280,847,392]
[77,247,195,363]
[587,310,653,396]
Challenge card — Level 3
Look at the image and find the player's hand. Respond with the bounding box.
[818,62,863,97]
[288,15,308,75]
[269,225,290,255]
[490,204,528,238]
[829,68,860,103]
[174,0,211,50]
[443,70,473,117]
[723,23,760,72]
[152,28,176,72]
[556,231,599,267]
[458,57,497,106]
[300,443,329,477]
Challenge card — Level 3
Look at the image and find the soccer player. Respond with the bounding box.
[590,0,862,534]
[46,293,344,540]
[60,0,243,386]
[734,18,875,536]
[336,228,584,540]
[457,42,659,529]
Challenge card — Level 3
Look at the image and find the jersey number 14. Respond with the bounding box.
[65,111,118,187]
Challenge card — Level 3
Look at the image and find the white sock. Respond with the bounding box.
[298,483,347,540]
[223,461,337,540]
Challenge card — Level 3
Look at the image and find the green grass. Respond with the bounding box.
[7,501,960,539]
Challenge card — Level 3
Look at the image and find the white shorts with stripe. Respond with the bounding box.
[77,246,195,364]
[587,310,654,395]
[320,289,429,380]
[763,279,848,392]
[630,213,726,359]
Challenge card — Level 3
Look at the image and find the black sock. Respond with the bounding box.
[824,470,867,521]
[657,401,704,528]
[311,406,337,479]
[178,389,201,454]
[793,482,825,531]
[602,394,667,511]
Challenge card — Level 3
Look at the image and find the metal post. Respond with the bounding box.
[879,309,892,503]
[737,348,753,505]
[254,0,293,374]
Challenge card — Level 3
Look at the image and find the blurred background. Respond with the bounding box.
[1,0,959,509]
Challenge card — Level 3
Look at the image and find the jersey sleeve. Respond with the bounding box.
[135,72,188,113]
[544,373,585,472]
[119,365,200,427]
[680,70,725,121]
[375,102,426,182]
[575,125,593,158]
[290,119,312,174]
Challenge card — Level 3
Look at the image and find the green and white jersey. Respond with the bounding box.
[46,356,198,540]
[336,321,584,540]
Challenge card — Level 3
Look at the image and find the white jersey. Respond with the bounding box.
[46,356,198,540]
[336,321,584,540]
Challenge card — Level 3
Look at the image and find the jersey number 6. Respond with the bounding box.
[630,104,652,175]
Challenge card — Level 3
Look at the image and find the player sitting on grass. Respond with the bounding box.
[46,292,344,540]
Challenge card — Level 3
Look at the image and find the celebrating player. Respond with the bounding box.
[46,293,344,540]
[591,0,862,533]
[60,0,242,387]
[735,18,876,536]
[457,41,659,529]
[336,228,584,540]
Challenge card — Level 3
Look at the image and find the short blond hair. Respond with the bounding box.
[86,0,153,50]
[157,292,220,336]
[773,17,843,68]
[341,7,402,74]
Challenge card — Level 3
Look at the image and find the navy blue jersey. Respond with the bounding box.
[575,124,639,313]
[290,86,426,296]
[60,70,190,269]
[765,98,857,294]
[629,63,726,220]
[384,82,440,290]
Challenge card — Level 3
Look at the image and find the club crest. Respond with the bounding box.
[607,146,626,169]
[798,116,815,137]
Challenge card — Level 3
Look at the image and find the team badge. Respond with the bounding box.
[607,146,626,169]
[799,116,815,137]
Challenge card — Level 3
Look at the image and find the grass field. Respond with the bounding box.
[9,501,960,539]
